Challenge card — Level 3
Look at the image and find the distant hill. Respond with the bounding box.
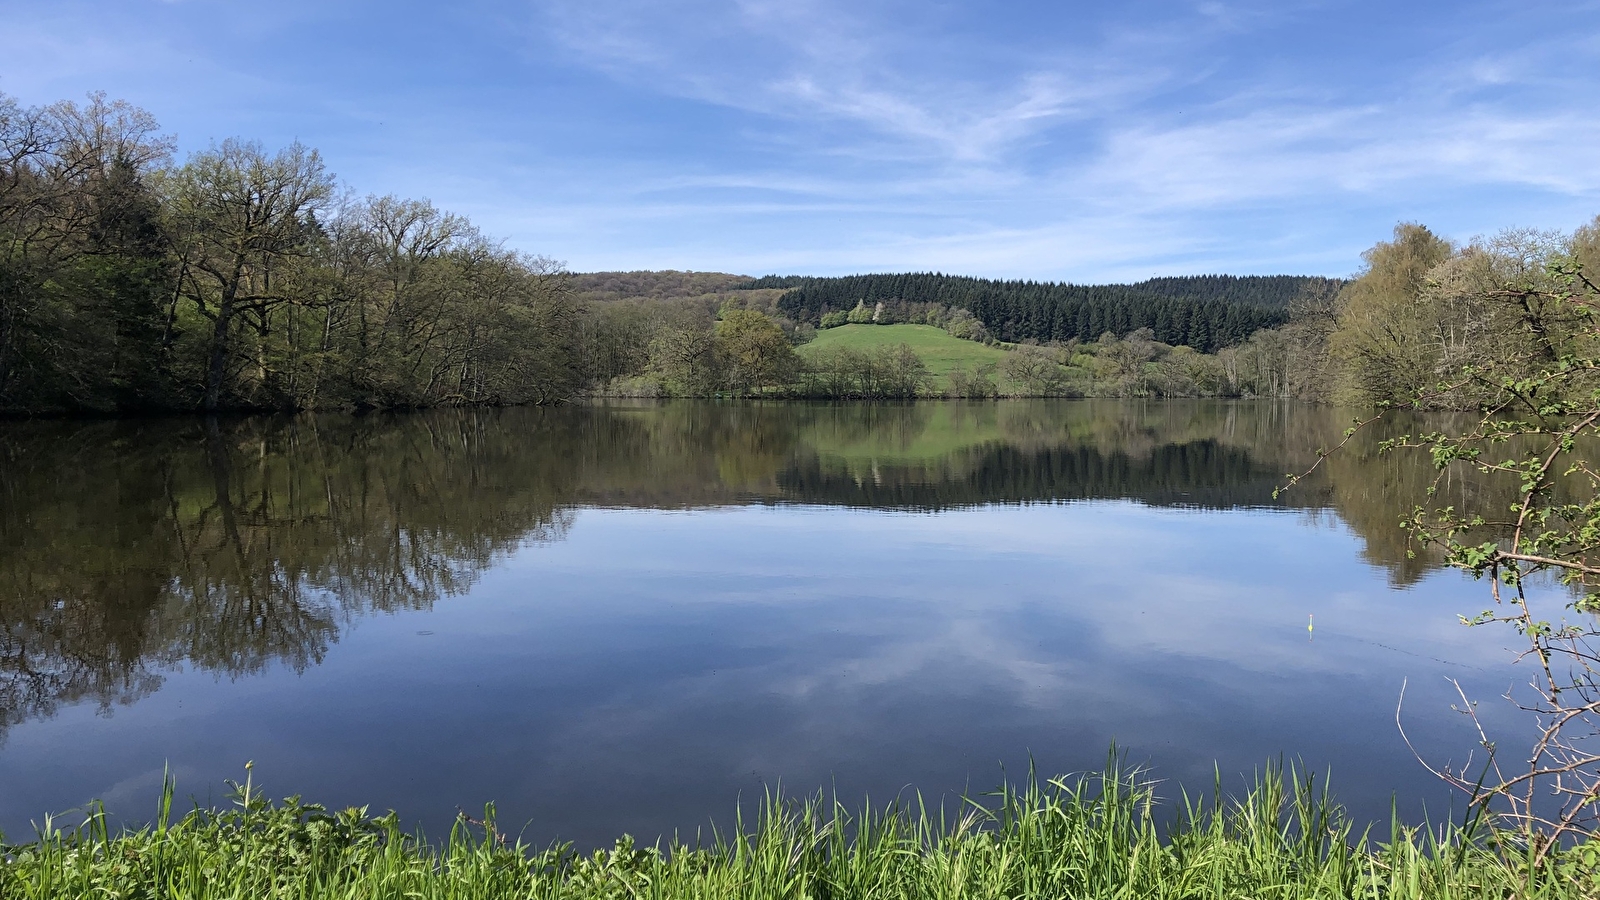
[569,270,1342,353]
[567,270,754,302]
[741,272,1340,352]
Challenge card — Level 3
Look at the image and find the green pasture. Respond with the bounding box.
[800,324,1013,390]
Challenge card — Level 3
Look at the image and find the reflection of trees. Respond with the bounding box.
[0,399,1527,737]
[775,401,1332,511]
[1321,411,1537,586]
[780,439,1281,510]
[1,420,182,733]
[0,412,576,740]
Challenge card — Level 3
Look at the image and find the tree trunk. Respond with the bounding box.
[204,290,234,412]
[0,298,14,399]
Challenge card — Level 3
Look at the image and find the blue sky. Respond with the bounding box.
[3,0,1597,279]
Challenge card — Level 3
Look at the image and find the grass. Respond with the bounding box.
[800,324,1013,391]
[5,758,1598,899]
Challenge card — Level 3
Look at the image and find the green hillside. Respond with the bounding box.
[750,272,1335,351]
[799,324,1011,391]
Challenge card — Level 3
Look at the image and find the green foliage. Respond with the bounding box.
[567,270,754,301]
[1001,344,1073,396]
[1321,224,1597,409]
[800,324,1006,391]
[0,92,588,414]
[1329,223,1458,405]
[800,323,1090,396]
[945,363,999,398]
[750,273,1320,352]
[5,760,1594,899]
[942,307,991,343]
[0,93,176,411]
[1282,231,1600,852]
[792,323,1318,399]
[1377,260,1600,848]
[1125,222,1600,405]
[648,315,726,396]
[799,342,929,399]
[715,308,798,393]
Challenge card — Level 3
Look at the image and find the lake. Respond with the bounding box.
[0,400,1531,846]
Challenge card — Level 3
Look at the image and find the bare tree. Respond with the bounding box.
[169,140,333,410]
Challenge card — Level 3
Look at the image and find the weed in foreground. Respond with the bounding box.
[3,757,1596,899]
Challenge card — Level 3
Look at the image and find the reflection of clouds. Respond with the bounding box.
[511,504,1517,804]
[558,502,1511,684]
[925,505,1506,665]
[89,764,205,825]
[1,499,1522,846]
[0,404,1544,845]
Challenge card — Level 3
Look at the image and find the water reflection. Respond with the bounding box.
[0,413,576,734]
[0,401,1521,840]
[0,401,1502,737]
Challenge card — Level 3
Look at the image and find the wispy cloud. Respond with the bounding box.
[520,0,1599,267]
[534,0,1160,165]
[4,0,1596,277]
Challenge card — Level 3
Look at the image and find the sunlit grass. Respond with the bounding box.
[801,324,1013,390]
[4,757,1596,898]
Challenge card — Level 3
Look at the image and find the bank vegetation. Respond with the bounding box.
[5,760,1596,899]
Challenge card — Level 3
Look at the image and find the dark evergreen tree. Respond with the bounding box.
[86,156,174,407]
[744,273,1329,352]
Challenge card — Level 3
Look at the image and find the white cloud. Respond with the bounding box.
[15,0,1592,278]
[510,0,1600,277]
[1077,103,1600,209]
[534,0,1156,165]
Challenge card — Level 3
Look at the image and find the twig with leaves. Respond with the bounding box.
[1285,259,1600,865]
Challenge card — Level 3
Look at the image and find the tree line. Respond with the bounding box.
[568,223,1600,401]
[1,92,587,414]
[12,91,1592,411]
[1282,220,1600,849]
[1216,220,1600,407]
[796,221,1600,405]
[745,273,1334,352]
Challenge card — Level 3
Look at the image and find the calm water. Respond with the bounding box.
[0,400,1531,845]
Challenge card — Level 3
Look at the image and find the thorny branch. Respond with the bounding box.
[1285,261,1600,865]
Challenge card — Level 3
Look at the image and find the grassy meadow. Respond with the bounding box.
[799,324,1014,392]
[5,762,1597,899]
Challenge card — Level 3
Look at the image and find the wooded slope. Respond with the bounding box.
[742,273,1337,352]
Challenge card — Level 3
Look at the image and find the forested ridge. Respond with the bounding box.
[744,273,1336,351]
[569,270,754,301]
[1131,275,1336,308]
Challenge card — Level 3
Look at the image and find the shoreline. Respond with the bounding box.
[0,394,1323,423]
[3,762,1590,898]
